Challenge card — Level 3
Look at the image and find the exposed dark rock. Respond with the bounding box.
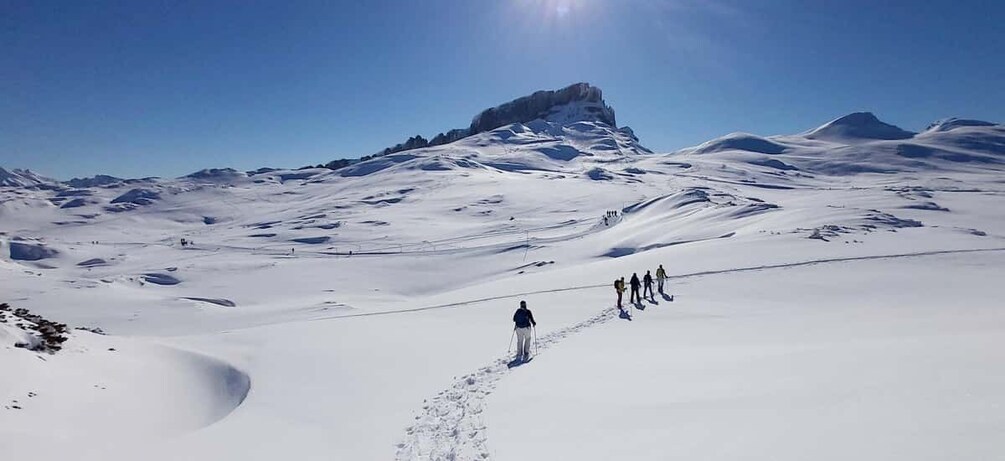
[1,303,70,353]
[323,82,619,170]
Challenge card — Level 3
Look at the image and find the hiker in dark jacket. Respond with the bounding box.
[629,273,641,304]
[643,270,654,300]
[513,300,537,360]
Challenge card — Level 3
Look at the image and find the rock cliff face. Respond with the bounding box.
[468,82,616,134]
[357,82,619,162]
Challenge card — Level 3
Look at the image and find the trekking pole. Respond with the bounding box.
[507,328,515,353]
[533,326,539,355]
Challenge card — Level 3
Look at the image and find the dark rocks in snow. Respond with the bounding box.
[806,225,852,242]
[1,303,69,353]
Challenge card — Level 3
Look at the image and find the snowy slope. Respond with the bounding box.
[1,99,1004,460]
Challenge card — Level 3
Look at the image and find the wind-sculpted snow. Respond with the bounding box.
[8,239,59,261]
[110,188,161,206]
[805,112,915,141]
[0,318,250,439]
[1,106,1003,460]
[0,168,56,188]
[673,113,1002,178]
[693,132,788,155]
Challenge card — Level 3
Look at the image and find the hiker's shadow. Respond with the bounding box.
[634,301,645,311]
[619,308,633,321]
[646,298,659,306]
[661,293,674,302]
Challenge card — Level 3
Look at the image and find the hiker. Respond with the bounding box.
[643,270,654,300]
[614,277,626,308]
[629,273,641,304]
[656,264,667,293]
[512,300,537,361]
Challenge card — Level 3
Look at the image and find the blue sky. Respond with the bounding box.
[2,0,1003,179]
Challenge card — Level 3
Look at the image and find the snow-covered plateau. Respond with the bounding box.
[2,84,1003,460]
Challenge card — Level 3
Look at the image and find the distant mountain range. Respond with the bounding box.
[1,83,1001,185]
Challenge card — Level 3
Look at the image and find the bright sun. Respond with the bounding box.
[514,0,596,23]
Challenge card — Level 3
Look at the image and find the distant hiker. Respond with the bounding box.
[629,273,641,304]
[291,248,295,254]
[512,300,537,361]
[614,277,626,308]
[643,270,654,300]
[603,216,609,226]
[656,264,667,293]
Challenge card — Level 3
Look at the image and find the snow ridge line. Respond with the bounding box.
[316,246,1005,321]
[394,307,618,461]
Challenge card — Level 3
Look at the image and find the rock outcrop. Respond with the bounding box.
[468,82,616,134]
[337,82,620,164]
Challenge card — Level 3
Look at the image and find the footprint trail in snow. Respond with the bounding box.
[394,307,618,460]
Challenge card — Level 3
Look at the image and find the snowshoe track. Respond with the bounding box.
[394,307,617,460]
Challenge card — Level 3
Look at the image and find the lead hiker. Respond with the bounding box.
[656,264,667,293]
[512,300,537,361]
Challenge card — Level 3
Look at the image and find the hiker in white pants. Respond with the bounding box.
[512,300,537,361]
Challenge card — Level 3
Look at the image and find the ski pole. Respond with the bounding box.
[533,326,539,355]
[507,328,515,353]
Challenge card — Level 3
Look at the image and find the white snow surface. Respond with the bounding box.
[1,114,1004,460]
